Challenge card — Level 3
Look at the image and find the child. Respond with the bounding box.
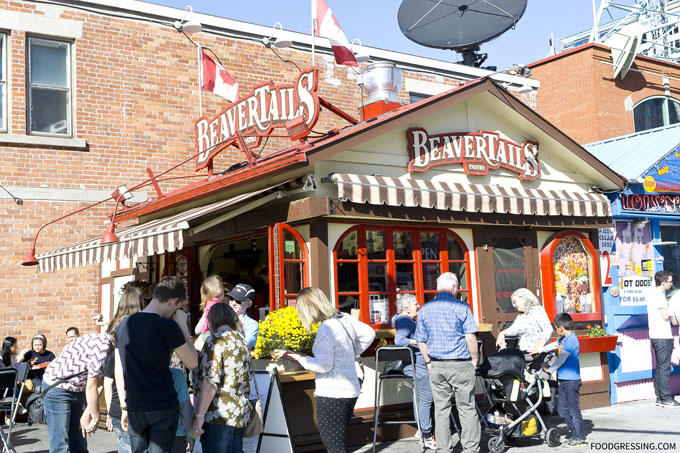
[171,367,194,453]
[542,313,585,448]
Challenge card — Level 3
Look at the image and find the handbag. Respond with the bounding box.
[25,370,87,425]
[243,361,263,437]
[334,314,366,386]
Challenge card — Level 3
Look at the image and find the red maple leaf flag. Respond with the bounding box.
[201,50,239,102]
[313,0,358,67]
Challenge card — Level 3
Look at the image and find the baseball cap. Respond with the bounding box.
[226,283,255,303]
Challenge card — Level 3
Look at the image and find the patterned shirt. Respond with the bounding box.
[197,327,251,427]
[503,305,553,351]
[414,292,478,360]
[44,333,112,392]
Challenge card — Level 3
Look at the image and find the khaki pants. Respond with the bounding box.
[430,360,480,453]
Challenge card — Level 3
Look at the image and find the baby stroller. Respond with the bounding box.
[477,349,560,453]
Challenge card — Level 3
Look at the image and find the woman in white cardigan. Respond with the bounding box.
[281,287,375,453]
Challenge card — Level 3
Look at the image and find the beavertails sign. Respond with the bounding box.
[194,69,320,171]
[406,127,540,180]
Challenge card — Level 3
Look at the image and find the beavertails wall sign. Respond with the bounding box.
[194,69,320,171]
[406,127,540,180]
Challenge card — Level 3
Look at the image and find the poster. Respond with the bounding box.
[615,221,652,278]
[619,275,653,306]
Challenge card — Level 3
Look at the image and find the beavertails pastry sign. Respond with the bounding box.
[406,127,540,180]
[194,69,320,171]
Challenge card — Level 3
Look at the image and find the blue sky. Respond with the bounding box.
[151,1,627,70]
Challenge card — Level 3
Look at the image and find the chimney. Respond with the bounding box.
[359,62,403,121]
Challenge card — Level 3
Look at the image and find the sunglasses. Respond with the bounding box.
[228,297,243,305]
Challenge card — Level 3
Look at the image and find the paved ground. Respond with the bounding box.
[5,399,680,452]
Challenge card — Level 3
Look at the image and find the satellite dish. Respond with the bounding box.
[398,0,528,67]
[609,22,641,80]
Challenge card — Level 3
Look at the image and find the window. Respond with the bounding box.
[409,92,430,103]
[660,225,680,280]
[0,33,6,132]
[540,231,602,322]
[270,223,309,309]
[633,96,680,132]
[27,37,71,135]
[334,225,471,327]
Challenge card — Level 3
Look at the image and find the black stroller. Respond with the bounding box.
[477,349,560,453]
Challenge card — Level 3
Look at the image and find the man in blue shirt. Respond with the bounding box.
[227,283,259,349]
[415,272,480,453]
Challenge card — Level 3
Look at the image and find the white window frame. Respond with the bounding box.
[26,36,72,137]
[0,32,7,133]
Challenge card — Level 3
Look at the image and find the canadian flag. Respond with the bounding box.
[313,0,358,67]
[201,50,239,102]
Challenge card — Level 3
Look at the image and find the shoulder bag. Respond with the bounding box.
[334,314,366,386]
[243,360,263,437]
[25,370,87,425]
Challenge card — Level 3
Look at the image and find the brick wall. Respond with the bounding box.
[0,1,471,350]
[530,44,680,144]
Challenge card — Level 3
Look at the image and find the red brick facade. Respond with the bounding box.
[529,43,680,144]
[3,0,523,350]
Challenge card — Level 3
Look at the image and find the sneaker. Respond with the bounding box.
[423,436,437,450]
[562,438,587,448]
[657,400,680,407]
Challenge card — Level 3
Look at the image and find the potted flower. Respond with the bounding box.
[577,324,618,354]
[252,306,318,371]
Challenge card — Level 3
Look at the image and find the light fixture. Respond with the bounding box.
[352,38,370,63]
[110,185,133,206]
[174,5,203,34]
[285,116,310,143]
[262,22,292,49]
[633,218,649,230]
[506,63,532,78]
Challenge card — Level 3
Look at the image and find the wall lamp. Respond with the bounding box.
[101,185,134,244]
[262,23,292,49]
[506,63,532,78]
[174,5,203,34]
[351,39,370,63]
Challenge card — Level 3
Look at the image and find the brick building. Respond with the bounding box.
[0,0,538,350]
[529,42,680,144]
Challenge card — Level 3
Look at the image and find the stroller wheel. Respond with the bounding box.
[545,428,560,447]
[488,435,506,453]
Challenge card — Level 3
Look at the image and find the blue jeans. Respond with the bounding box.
[42,382,87,453]
[557,379,584,441]
[201,422,244,453]
[651,338,673,403]
[127,407,178,453]
[403,356,434,436]
[111,416,132,453]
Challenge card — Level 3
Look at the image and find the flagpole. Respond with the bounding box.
[198,45,203,115]
[311,0,316,68]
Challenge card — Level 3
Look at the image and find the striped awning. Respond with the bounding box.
[36,188,272,273]
[331,174,611,217]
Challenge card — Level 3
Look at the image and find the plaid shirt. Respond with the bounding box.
[414,292,478,360]
[44,333,112,392]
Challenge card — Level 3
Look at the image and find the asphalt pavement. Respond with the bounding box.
[6,398,680,452]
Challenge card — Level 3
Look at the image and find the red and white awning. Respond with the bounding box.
[36,189,272,273]
[331,173,611,217]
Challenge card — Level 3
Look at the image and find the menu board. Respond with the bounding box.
[615,221,652,278]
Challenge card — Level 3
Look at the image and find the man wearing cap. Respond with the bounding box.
[227,283,259,349]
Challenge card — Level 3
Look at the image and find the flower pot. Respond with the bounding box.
[281,359,305,372]
[577,335,618,354]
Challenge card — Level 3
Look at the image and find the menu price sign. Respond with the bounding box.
[619,276,652,306]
